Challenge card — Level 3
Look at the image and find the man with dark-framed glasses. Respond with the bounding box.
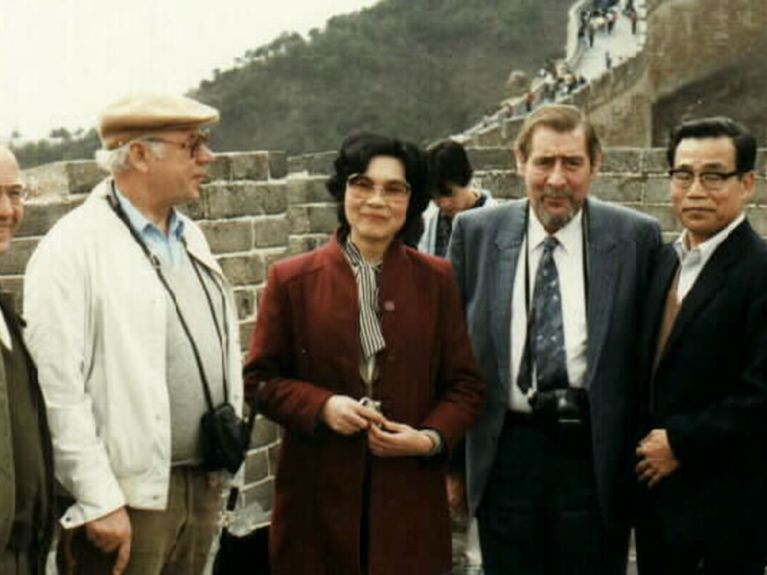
[635,116,767,574]
[23,94,245,574]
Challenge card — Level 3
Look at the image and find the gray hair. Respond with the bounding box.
[95,139,167,173]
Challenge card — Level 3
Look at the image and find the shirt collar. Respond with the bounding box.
[673,212,744,264]
[528,203,584,253]
[113,184,185,241]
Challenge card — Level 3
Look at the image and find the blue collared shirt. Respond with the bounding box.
[114,186,186,267]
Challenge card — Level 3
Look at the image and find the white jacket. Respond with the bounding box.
[23,179,243,528]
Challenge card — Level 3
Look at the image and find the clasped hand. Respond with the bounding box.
[635,428,679,488]
[320,395,435,457]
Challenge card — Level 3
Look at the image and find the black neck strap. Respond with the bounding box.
[107,181,229,410]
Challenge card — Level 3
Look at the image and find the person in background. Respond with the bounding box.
[418,139,494,257]
[24,94,244,575]
[245,132,484,575]
[0,146,55,574]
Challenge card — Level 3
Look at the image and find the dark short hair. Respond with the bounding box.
[427,140,473,197]
[326,133,429,247]
[666,116,757,173]
[515,104,602,166]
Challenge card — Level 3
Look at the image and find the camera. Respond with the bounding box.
[528,388,589,425]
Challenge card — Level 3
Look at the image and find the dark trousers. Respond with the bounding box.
[636,508,764,575]
[477,412,628,575]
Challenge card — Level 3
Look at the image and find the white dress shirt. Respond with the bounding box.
[0,309,11,350]
[510,207,588,412]
[673,213,745,302]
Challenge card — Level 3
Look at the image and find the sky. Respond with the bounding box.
[1,0,380,142]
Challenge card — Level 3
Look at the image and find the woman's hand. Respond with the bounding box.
[367,420,435,457]
[320,395,385,435]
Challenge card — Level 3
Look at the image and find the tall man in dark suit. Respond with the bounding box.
[635,117,767,574]
[449,104,662,574]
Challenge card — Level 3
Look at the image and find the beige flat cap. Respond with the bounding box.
[98,93,220,149]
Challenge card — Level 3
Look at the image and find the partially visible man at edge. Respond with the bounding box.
[635,117,767,574]
[449,104,661,574]
[0,146,55,574]
[23,94,244,575]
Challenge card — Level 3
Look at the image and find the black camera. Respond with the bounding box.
[528,388,589,425]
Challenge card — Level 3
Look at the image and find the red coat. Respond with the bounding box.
[244,235,484,575]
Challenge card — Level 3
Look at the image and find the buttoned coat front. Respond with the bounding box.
[244,236,484,575]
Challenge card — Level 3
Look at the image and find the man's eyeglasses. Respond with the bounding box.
[346,174,411,202]
[668,169,741,191]
[145,130,211,159]
[0,185,29,206]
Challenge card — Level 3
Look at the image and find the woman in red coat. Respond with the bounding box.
[244,133,484,575]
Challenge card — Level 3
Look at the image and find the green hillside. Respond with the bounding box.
[14,0,569,167]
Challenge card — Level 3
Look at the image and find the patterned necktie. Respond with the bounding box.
[517,236,569,393]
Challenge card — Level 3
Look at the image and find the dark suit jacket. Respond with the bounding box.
[449,197,661,527]
[639,219,767,552]
[244,235,484,575]
[0,294,55,569]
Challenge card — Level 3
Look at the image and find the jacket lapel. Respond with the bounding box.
[491,203,526,397]
[663,221,749,356]
[585,201,618,388]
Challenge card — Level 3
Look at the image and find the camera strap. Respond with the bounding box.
[107,180,228,412]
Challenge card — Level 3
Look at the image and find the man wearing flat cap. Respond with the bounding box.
[23,94,244,574]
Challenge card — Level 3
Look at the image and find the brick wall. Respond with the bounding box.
[13,146,767,533]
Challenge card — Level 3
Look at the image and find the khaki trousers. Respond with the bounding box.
[58,467,223,575]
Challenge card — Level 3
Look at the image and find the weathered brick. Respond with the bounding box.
[268,443,281,476]
[244,450,269,484]
[288,234,330,256]
[253,217,289,248]
[592,175,644,202]
[747,207,767,236]
[176,197,206,221]
[474,171,525,200]
[641,149,669,174]
[206,155,232,182]
[239,320,255,353]
[466,147,515,172]
[199,220,253,254]
[286,176,330,204]
[751,177,767,207]
[204,182,287,219]
[241,478,274,513]
[230,152,271,181]
[268,151,288,179]
[17,197,86,238]
[634,204,679,234]
[644,176,672,204]
[288,204,337,234]
[0,238,38,276]
[25,160,104,199]
[251,416,278,448]
[218,253,266,286]
[233,288,257,321]
[601,148,642,174]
